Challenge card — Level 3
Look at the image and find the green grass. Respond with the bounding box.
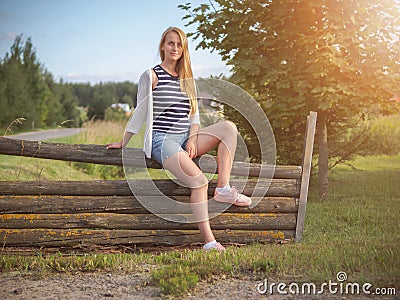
[0,120,169,180]
[1,120,127,181]
[0,155,98,181]
[48,120,168,180]
[1,154,399,297]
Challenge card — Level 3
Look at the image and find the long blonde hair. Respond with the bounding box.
[159,27,197,115]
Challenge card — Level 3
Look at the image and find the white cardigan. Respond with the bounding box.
[126,68,200,158]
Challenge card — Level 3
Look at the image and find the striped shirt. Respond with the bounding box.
[152,65,191,133]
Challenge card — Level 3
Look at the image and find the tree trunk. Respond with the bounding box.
[317,111,329,198]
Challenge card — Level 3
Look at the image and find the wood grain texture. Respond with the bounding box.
[0,212,297,230]
[0,195,298,214]
[0,228,295,247]
[0,137,301,179]
[0,178,300,197]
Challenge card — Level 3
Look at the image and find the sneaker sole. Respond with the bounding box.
[214,195,252,207]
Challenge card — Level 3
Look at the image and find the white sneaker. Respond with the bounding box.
[203,242,226,252]
[214,186,252,207]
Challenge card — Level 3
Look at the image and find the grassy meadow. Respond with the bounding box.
[0,120,399,297]
[1,120,128,181]
[0,120,167,180]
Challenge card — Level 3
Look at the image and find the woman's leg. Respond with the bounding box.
[195,121,251,206]
[195,121,238,188]
[163,151,215,244]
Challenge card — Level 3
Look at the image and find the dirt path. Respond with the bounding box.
[0,272,312,300]
[0,272,396,300]
[5,128,85,141]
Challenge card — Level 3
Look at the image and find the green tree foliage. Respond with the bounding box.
[42,71,64,127]
[180,0,400,197]
[55,82,81,127]
[69,81,137,120]
[90,83,117,120]
[114,81,137,107]
[0,36,32,128]
[0,35,138,131]
[0,35,82,130]
[69,82,93,108]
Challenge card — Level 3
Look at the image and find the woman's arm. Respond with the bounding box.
[186,124,200,158]
[106,131,135,149]
[125,70,152,134]
[107,69,152,150]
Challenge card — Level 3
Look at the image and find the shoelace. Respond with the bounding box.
[230,186,240,200]
[213,242,226,251]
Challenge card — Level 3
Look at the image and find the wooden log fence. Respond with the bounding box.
[0,111,317,249]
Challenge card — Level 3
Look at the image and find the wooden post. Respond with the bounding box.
[295,111,317,242]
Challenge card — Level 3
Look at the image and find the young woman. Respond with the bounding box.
[107,27,251,251]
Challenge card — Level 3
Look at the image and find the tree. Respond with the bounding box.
[51,82,81,127]
[42,71,64,127]
[89,83,117,120]
[0,36,32,129]
[75,82,137,120]
[114,81,137,107]
[0,35,78,130]
[69,82,93,108]
[180,0,400,197]
[21,36,46,128]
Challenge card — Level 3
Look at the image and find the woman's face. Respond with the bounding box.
[161,31,183,62]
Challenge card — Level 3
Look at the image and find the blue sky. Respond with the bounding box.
[0,0,230,84]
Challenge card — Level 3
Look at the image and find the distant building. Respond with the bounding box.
[111,103,132,116]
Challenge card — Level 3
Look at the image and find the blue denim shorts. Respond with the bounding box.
[151,130,189,165]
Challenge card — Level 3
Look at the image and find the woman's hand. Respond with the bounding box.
[186,137,197,159]
[106,132,134,149]
[106,141,123,149]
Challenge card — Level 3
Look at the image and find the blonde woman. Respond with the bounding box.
[107,27,251,251]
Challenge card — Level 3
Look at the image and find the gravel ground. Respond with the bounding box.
[1,272,397,300]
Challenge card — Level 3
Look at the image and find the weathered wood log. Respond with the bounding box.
[0,228,294,247]
[0,212,296,230]
[0,137,302,179]
[0,195,298,214]
[0,112,317,249]
[0,179,300,197]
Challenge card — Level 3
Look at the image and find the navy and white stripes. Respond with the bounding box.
[152,65,191,133]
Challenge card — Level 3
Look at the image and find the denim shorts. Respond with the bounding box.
[151,130,189,165]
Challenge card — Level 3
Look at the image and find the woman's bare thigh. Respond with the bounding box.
[195,122,228,156]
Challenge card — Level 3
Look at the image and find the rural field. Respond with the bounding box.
[1,0,399,298]
[0,120,399,299]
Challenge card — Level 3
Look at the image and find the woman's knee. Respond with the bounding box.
[221,120,238,136]
[189,172,208,189]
